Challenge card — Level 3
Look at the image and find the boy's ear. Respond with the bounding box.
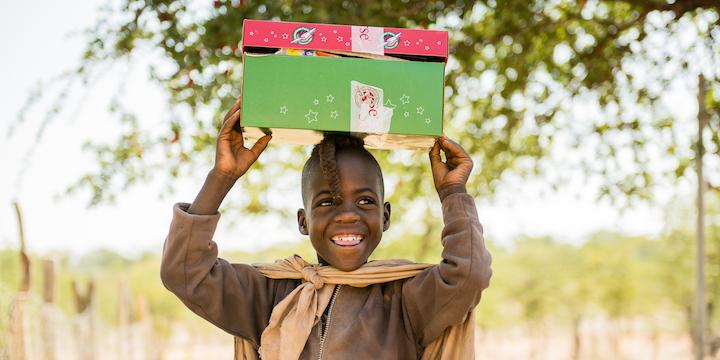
[297,208,309,235]
[382,202,391,231]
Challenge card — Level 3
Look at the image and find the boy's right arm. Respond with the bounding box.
[160,201,297,347]
[188,96,271,216]
[160,96,278,347]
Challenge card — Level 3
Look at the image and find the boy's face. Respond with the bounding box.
[298,151,390,271]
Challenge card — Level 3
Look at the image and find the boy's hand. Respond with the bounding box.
[214,95,272,180]
[429,137,473,198]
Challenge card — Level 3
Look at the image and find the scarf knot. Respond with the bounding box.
[300,265,324,289]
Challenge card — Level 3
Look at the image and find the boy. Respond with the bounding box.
[160,96,492,359]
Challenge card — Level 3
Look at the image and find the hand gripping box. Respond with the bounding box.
[240,20,448,149]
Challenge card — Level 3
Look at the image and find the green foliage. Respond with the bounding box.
[8,1,720,263]
[221,241,316,263]
[126,255,188,335]
[581,232,663,318]
[655,226,694,330]
[11,0,714,211]
[2,192,720,342]
[472,232,686,331]
[0,250,20,351]
[504,237,572,323]
[0,250,21,291]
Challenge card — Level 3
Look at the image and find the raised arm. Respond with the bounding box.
[402,137,493,346]
[188,96,271,215]
[159,96,284,347]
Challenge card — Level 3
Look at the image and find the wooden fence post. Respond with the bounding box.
[41,259,57,360]
[9,202,30,360]
[72,279,95,360]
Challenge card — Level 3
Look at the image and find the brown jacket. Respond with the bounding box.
[160,192,492,359]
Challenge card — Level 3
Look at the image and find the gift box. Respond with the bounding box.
[240,19,448,149]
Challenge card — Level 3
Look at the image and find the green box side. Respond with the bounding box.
[241,54,444,136]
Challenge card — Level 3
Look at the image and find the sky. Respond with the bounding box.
[0,1,700,258]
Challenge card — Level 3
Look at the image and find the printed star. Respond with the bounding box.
[403,111,409,118]
[282,33,289,39]
[270,31,275,35]
[416,106,425,115]
[424,45,430,51]
[326,94,335,103]
[263,37,269,42]
[321,36,327,42]
[305,109,319,123]
[330,111,339,119]
[399,94,410,104]
[404,40,411,46]
[313,99,320,105]
[436,41,442,45]
[333,30,337,34]
[383,99,396,109]
[337,36,343,42]
[345,42,350,46]
[249,31,255,36]
[279,105,288,115]
[425,118,431,124]
[419,38,423,43]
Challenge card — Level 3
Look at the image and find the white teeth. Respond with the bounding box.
[331,234,364,245]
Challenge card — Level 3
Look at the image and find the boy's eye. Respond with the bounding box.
[318,199,334,207]
[358,198,375,205]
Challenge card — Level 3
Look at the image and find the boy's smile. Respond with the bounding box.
[331,234,363,247]
[298,150,390,271]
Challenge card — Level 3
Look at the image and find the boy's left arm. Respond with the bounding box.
[401,137,493,347]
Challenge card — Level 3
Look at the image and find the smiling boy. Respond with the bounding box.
[160,97,492,358]
[298,134,390,271]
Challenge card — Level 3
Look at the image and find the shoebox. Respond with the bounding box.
[240,19,447,149]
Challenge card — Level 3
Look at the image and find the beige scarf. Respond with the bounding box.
[233,255,475,359]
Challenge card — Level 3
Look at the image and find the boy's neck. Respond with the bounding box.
[316,254,369,267]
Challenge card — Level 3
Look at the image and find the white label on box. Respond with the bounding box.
[351,26,384,55]
[350,80,393,134]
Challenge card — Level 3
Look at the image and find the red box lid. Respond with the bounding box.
[242,19,448,58]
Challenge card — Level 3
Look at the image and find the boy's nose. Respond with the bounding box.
[333,206,361,223]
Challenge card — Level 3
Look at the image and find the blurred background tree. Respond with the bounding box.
[11,0,715,274]
[17,0,715,211]
[6,0,720,357]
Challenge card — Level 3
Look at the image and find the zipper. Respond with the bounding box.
[317,284,342,360]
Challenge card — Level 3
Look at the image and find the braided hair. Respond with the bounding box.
[301,133,384,206]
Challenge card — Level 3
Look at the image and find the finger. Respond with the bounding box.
[438,137,470,159]
[231,117,243,133]
[428,139,447,184]
[447,156,464,167]
[428,140,442,164]
[449,159,473,173]
[223,95,243,122]
[446,149,473,171]
[220,108,241,132]
[220,109,243,145]
[249,134,272,158]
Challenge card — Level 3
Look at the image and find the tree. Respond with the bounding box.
[10,0,718,206]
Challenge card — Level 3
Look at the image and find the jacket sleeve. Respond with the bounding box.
[401,192,492,346]
[159,203,297,348]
